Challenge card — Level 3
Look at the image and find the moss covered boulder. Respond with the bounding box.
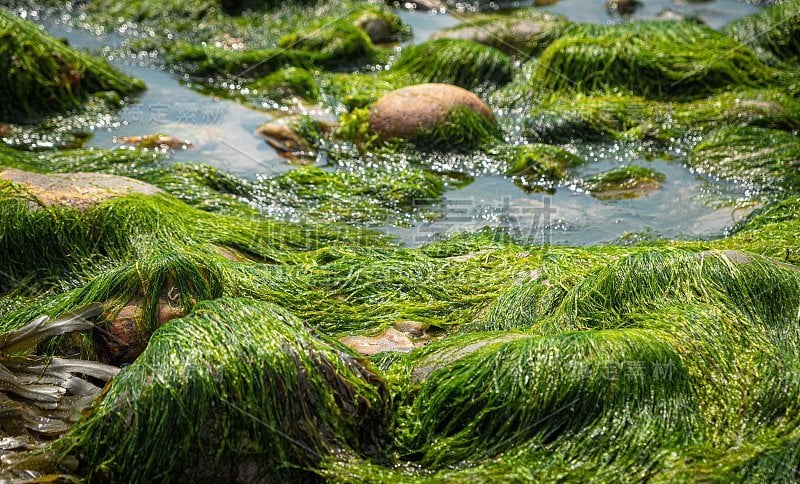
[369,83,498,149]
[0,8,144,122]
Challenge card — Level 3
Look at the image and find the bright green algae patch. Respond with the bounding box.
[4,3,800,482]
[0,8,144,122]
[531,21,781,101]
[724,0,800,66]
[689,126,800,193]
[392,39,514,90]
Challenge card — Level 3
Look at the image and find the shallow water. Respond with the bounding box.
[30,1,762,245]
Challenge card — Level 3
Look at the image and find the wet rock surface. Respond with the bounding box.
[369,83,495,141]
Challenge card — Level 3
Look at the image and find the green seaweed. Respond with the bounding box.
[495,143,585,190]
[412,106,502,152]
[0,8,144,122]
[688,126,800,194]
[393,39,514,90]
[724,1,800,66]
[524,89,800,144]
[532,21,778,101]
[248,67,320,101]
[278,18,380,67]
[59,298,390,481]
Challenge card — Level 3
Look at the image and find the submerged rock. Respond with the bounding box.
[117,134,193,149]
[583,166,665,200]
[0,168,161,210]
[369,83,497,147]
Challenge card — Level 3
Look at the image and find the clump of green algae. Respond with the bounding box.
[1,1,800,481]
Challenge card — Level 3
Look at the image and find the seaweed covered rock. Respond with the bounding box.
[532,21,777,100]
[489,144,584,191]
[0,168,161,210]
[0,8,144,122]
[350,7,410,44]
[248,67,320,102]
[431,11,571,56]
[369,83,499,149]
[583,165,665,200]
[388,249,800,476]
[688,126,800,193]
[524,90,800,143]
[393,39,514,90]
[60,298,390,481]
[724,1,800,65]
[278,19,378,66]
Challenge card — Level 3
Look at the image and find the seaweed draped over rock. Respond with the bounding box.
[531,21,779,101]
[0,8,144,122]
[724,0,800,66]
[58,298,390,481]
[392,39,514,90]
[342,249,800,479]
[689,126,800,194]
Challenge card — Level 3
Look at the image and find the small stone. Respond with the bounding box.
[339,328,415,356]
[369,83,495,142]
[606,0,642,15]
[96,302,148,366]
[256,116,335,160]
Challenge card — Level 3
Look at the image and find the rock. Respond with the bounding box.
[369,83,496,142]
[96,302,148,366]
[339,328,415,356]
[118,134,193,150]
[256,118,312,158]
[394,320,430,337]
[353,13,395,44]
[655,8,704,23]
[0,168,161,210]
[95,284,187,365]
[606,0,641,15]
[256,116,336,160]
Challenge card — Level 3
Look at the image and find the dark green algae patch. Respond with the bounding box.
[2,1,800,482]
